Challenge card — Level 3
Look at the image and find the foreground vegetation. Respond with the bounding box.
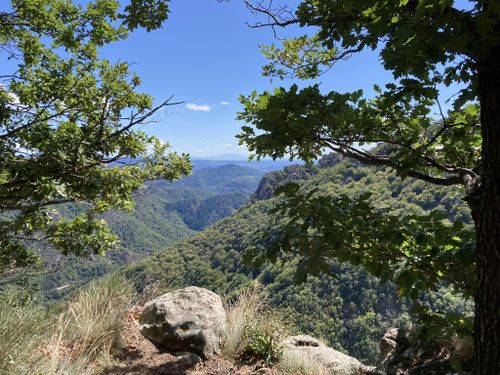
[0,275,327,375]
[0,273,134,374]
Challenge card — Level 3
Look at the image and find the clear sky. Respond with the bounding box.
[99,0,396,157]
[1,0,473,157]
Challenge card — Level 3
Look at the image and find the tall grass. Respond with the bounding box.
[0,287,52,375]
[223,284,327,373]
[57,272,135,364]
[223,283,289,364]
[223,283,267,359]
[0,272,136,374]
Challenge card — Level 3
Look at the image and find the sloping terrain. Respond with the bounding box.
[125,156,472,365]
[28,164,265,300]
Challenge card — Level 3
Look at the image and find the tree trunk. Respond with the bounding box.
[472,45,500,374]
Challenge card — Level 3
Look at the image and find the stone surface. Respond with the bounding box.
[176,352,202,367]
[378,328,399,370]
[280,335,372,375]
[376,328,474,375]
[139,286,227,359]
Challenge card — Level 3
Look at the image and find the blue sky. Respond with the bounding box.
[100,0,395,157]
[2,0,470,157]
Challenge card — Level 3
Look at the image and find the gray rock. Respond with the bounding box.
[280,335,372,375]
[139,286,227,359]
[377,328,472,375]
[176,352,202,367]
[378,328,399,371]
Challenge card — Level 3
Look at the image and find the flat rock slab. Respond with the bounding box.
[139,286,227,359]
[281,335,372,375]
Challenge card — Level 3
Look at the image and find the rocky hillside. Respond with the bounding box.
[112,286,473,374]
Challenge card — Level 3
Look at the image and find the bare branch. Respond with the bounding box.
[244,1,298,29]
[104,95,183,142]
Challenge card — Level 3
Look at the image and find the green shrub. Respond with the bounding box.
[223,283,289,365]
[223,284,266,359]
[240,315,286,364]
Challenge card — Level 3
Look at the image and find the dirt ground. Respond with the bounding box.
[104,307,276,375]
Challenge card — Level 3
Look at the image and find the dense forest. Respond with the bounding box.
[17,163,266,300]
[125,154,473,365]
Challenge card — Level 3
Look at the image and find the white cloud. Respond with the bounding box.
[224,143,232,148]
[186,103,212,112]
[1,84,27,110]
[221,101,231,106]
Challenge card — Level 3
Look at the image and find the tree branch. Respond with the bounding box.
[322,139,465,186]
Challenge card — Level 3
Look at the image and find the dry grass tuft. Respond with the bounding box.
[223,282,289,365]
[0,272,136,374]
[59,273,134,362]
[223,282,268,359]
[0,287,52,374]
[278,350,327,375]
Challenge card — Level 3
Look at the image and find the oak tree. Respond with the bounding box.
[238,1,500,373]
[0,0,190,271]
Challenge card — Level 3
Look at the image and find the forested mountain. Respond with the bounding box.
[251,164,318,201]
[177,164,264,193]
[191,158,299,172]
[125,155,472,365]
[18,155,472,364]
[27,164,264,300]
[168,191,250,230]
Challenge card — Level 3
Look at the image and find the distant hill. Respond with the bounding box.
[177,164,264,193]
[191,158,301,172]
[28,164,265,300]
[251,164,318,201]
[168,191,249,230]
[110,155,300,172]
[195,153,250,161]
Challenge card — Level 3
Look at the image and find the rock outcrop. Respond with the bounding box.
[139,286,227,359]
[377,328,474,375]
[280,335,374,375]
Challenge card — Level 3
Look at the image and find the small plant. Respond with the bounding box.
[223,283,289,365]
[240,315,286,364]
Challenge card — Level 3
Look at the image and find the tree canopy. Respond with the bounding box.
[239,0,485,188]
[0,0,190,270]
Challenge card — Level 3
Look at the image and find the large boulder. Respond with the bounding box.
[139,286,227,359]
[280,335,374,375]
